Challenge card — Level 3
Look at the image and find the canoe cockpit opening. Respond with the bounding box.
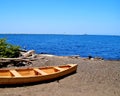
[16,69,41,76]
[39,65,71,74]
[0,64,74,77]
[0,70,14,77]
[9,68,60,77]
[38,67,60,74]
[0,68,61,77]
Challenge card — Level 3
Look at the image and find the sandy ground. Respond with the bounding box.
[0,55,120,96]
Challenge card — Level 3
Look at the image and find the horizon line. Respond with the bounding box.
[0,33,119,36]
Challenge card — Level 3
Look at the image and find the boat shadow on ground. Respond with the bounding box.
[0,71,77,88]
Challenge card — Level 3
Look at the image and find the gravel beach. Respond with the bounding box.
[0,55,120,96]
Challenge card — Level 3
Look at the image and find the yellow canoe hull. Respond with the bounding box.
[0,64,77,85]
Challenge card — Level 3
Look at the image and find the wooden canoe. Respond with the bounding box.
[0,64,77,85]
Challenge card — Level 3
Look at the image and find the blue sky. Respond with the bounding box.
[0,0,120,35]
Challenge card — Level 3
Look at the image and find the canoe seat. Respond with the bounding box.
[10,70,22,77]
[54,67,65,71]
[67,64,77,67]
[34,68,48,75]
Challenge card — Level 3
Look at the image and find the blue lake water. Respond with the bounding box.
[0,34,120,60]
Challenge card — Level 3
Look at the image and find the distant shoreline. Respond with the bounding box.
[0,33,120,36]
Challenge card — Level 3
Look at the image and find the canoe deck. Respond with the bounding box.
[0,64,77,85]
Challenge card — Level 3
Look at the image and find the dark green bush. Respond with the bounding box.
[0,38,20,58]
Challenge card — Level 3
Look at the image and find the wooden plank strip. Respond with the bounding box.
[10,70,22,77]
[34,68,48,75]
[54,67,65,71]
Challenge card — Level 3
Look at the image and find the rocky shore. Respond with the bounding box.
[0,54,120,96]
